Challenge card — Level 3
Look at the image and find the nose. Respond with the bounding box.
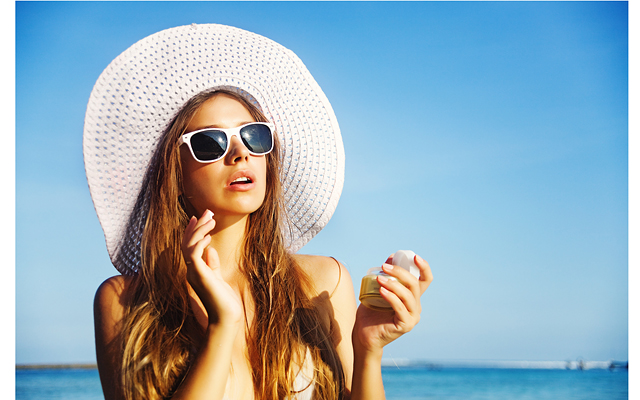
[225,135,250,164]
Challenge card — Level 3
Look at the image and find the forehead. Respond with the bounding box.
[188,94,255,131]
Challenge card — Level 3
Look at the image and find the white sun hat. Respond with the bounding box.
[83,23,345,275]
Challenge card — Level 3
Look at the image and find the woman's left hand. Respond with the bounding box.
[352,254,433,353]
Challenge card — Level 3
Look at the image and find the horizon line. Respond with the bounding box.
[16,359,629,371]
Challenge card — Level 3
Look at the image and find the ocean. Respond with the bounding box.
[16,365,628,400]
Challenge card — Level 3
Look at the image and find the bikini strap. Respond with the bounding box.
[328,256,342,298]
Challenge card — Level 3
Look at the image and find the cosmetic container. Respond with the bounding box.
[359,250,419,311]
[359,267,397,311]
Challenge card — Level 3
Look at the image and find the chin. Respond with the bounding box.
[219,199,265,217]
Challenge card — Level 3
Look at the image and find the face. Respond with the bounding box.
[180,94,268,219]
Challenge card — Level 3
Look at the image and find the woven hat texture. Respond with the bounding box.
[83,23,345,275]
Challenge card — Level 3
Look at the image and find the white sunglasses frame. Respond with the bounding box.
[178,122,275,163]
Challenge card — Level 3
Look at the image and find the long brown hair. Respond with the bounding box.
[117,89,345,399]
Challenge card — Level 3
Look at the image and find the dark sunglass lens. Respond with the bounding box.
[191,131,227,161]
[240,124,273,154]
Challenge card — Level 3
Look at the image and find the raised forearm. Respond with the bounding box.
[350,342,386,400]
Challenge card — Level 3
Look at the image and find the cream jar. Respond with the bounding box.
[359,250,419,311]
[359,267,397,311]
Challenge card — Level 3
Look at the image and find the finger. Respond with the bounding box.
[185,236,212,279]
[193,209,214,230]
[378,286,412,327]
[414,255,434,294]
[182,216,198,247]
[382,263,421,298]
[185,213,216,248]
[377,274,420,315]
[204,246,221,276]
[190,217,216,243]
[188,234,212,266]
[182,210,214,248]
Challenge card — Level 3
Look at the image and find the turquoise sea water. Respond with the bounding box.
[16,368,103,400]
[382,367,628,400]
[16,366,628,400]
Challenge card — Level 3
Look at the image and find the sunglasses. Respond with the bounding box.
[178,122,275,163]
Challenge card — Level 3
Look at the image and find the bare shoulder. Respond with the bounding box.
[293,254,353,298]
[293,254,357,325]
[94,275,133,329]
[294,254,357,381]
[94,276,133,400]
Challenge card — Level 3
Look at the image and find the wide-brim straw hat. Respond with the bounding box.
[83,23,345,275]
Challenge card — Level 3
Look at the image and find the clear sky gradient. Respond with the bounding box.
[15,1,629,365]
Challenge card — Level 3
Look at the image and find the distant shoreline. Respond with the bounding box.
[380,359,629,370]
[16,364,98,370]
[16,360,628,371]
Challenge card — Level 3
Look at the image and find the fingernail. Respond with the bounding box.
[378,275,388,283]
[206,210,214,219]
[382,263,394,272]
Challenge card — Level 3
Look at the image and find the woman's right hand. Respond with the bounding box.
[181,209,243,328]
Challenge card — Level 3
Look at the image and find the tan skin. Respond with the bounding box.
[94,94,434,400]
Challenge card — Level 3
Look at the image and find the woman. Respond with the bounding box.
[87,24,432,400]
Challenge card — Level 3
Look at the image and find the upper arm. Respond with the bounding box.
[94,275,129,400]
[325,259,357,391]
[295,255,358,390]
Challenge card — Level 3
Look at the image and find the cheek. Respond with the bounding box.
[180,149,222,198]
[258,158,269,191]
[180,148,198,194]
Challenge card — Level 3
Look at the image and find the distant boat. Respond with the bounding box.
[608,360,628,370]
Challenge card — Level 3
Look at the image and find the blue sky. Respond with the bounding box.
[13,1,630,366]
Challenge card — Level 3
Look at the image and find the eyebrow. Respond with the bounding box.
[191,121,255,131]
